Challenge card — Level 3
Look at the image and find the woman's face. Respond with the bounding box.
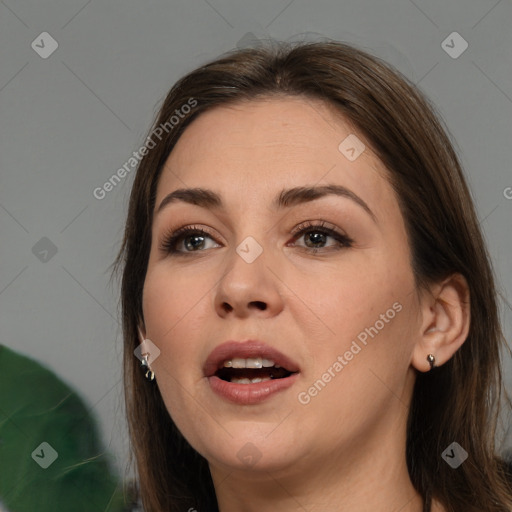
[142,96,423,476]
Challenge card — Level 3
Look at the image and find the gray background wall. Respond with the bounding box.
[1,0,511,480]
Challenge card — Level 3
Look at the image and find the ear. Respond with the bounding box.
[411,273,470,372]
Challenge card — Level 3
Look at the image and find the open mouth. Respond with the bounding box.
[204,340,301,404]
[215,358,295,384]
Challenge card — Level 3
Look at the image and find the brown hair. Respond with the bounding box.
[111,40,512,511]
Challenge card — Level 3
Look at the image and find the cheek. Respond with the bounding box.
[141,269,207,430]
[142,267,207,371]
[296,289,416,432]
[298,252,417,394]
[296,257,402,344]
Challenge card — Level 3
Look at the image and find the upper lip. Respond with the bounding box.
[203,340,301,378]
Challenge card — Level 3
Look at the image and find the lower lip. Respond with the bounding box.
[207,373,299,405]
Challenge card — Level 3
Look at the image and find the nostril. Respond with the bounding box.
[249,301,266,310]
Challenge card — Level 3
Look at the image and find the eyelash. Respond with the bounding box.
[159,220,354,256]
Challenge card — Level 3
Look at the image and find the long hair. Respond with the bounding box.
[111,40,512,511]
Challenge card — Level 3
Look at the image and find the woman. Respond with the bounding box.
[111,40,512,511]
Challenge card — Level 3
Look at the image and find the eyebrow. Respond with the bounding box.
[156,184,377,223]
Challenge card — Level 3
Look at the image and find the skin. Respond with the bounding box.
[141,96,470,511]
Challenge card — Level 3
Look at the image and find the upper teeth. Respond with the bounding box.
[223,357,279,369]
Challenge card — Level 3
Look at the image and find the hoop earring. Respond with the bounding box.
[426,353,436,371]
[141,353,155,381]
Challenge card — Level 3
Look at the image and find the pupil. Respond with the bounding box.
[186,235,204,251]
[306,232,325,248]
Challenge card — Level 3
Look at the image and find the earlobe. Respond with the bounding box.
[411,273,470,373]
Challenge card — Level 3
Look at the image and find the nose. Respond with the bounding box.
[214,246,284,319]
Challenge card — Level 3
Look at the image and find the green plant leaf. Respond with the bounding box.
[0,344,128,512]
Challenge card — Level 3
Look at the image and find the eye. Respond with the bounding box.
[159,221,353,256]
[159,225,220,255]
[289,220,353,253]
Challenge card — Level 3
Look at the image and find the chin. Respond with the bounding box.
[196,427,304,474]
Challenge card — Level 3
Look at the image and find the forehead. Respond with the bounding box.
[156,96,393,215]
